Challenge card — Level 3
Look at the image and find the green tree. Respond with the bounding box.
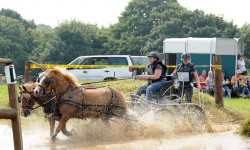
[107,0,238,55]
[0,8,36,30]
[43,20,107,64]
[0,16,29,75]
[27,27,55,63]
[237,24,250,67]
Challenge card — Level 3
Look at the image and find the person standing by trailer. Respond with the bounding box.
[171,52,201,103]
[134,51,167,101]
[238,53,247,75]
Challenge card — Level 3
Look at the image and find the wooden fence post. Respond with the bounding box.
[0,58,23,150]
[24,61,31,83]
[213,55,224,107]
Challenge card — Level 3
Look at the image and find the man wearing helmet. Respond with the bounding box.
[171,52,201,103]
[134,51,167,101]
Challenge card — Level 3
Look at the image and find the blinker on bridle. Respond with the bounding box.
[18,91,34,111]
[38,77,53,95]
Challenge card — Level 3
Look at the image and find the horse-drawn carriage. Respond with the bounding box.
[19,67,207,142]
[127,75,207,131]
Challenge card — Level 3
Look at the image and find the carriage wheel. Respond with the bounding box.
[154,109,177,134]
[184,104,207,131]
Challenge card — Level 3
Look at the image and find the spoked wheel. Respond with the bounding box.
[182,104,207,131]
[154,108,177,133]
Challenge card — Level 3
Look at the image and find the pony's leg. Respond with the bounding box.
[61,124,72,136]
[123,113,136,132]
[49,115,71,136]
[51,115,70,142]
[48,116,55,137]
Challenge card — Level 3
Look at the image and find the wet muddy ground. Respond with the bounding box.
[1,111,250,150]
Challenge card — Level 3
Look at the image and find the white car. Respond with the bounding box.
[66,55,149,81]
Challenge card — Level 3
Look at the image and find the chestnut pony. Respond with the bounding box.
[18,83,72,137]
[19,82,97,137]
[34,67,128,142]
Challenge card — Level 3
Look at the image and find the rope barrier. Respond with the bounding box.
[30,64,216,69]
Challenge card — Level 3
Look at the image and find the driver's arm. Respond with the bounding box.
[137,69,162,80]
[171,69,177,77]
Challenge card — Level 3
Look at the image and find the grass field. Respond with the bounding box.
[1,80,250,115]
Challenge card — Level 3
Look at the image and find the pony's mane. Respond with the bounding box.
[50,66,80,87]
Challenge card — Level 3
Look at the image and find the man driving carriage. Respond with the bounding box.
[171,52,201,103]
[134,51,167,101]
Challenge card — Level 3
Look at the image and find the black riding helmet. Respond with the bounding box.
[181,52,191,60]
[147,51,160,60]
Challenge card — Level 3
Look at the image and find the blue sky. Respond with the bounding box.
[0,0,249,28]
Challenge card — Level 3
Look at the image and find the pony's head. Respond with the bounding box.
[18,83,37,117]
[34,66,79,95]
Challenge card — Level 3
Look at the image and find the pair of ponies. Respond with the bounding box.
[19,66,130,142]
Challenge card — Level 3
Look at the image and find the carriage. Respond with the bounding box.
[127,75,207,131]
[19,67,207,142]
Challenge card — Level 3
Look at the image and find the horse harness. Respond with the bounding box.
[18,90,35,110]
[19,90,56,113]
[55,85,125,118]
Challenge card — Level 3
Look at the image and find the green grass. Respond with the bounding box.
[83,79,147,96]
[0,85,10,107]
[224,98,250,115]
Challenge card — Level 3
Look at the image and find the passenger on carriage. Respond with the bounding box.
[199,69,207,89]
[134,51,167,101]
[171,52,201,103]
[231,70,250,98]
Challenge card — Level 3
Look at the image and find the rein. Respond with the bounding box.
[32,96,56,110]
[57,84,75,100]
[81,78,132,85]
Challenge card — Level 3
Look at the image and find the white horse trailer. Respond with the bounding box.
[163,37,244,78]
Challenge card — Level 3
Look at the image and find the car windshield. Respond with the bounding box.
[131,57,149,66]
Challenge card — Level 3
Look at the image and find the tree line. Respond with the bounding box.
[0,0,249,75]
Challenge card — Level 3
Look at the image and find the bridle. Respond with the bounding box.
[37,76,53,95]
[18,91,36,110]
[19,89,55,112]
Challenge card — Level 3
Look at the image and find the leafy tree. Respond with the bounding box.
[36,24,53,31]
[146,9,238,51]
[237,24,250,67]
[0,8,36,30]
[0,16,29,75]
[107,0,238,55]
[43,20,107,64]
[27,27,55,63]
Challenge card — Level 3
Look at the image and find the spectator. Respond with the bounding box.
[205,71,214,95]
[231,70,250,98]
[199,69,207,88]
[222,71,231,98]
[237,53,247,75]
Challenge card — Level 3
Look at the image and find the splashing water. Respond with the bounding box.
[1,108,250,149]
